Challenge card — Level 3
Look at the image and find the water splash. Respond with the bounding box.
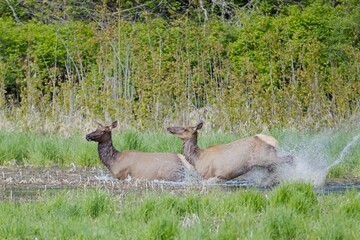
[326,134,360,170]
[272,132,360,186]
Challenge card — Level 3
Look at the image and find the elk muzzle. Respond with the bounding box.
[167,126,184,134]
[85,134,92,141]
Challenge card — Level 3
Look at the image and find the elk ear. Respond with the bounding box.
[194,122,203,130]
[94,119,104,127]
[110,121,118,129]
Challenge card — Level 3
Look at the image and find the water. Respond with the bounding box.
[326,134,360,170]
[2,174,359,202]
[262,132,360,186]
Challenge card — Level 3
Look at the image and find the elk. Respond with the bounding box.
[86,120,192,181]
[167,122,293,181]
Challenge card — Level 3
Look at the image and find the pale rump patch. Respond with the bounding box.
[177,154,196,171]
[255,134,279,148]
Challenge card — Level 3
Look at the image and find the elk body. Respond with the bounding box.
[86,121,191,181]
[167,122,293,181]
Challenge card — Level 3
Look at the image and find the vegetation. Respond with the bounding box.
[1,0,360,132]
[1,182,359,239]
[1,3,359,239]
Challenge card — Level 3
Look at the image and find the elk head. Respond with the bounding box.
[86,120,118,143]
[167,122,203,140]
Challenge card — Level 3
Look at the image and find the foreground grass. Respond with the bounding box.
[0,127,360,178]
[1,182,359,239]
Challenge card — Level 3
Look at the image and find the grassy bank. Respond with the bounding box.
[0,182,359,239]
[1,127,360,179]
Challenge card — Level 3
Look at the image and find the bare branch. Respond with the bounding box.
[5,0,23,25]
[198,0,208,23]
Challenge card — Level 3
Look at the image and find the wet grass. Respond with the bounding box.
[0,182,359,239]
[0,128,360,179]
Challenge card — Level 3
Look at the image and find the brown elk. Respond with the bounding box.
[167,122,293,181]
[86,120,192,181]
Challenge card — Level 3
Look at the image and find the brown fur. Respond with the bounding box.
[86,121,187,181]
[167,122,292,180]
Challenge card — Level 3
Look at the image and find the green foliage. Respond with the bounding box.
[149,216,179,240]
[0,189,118,239]
[1,185,360,239]
[236,190,267,212]
[120,130,146,151]
[85,190,114,218]
[262,206,306,240]
[0,131,30,164]
[340,190,360,218]
[0,1,360,132]
[269,182,318,214]
[228,1,360,129]
[0,131,96,166]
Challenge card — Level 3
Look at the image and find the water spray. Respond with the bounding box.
[275,132,360,186]
[326,134,360,170]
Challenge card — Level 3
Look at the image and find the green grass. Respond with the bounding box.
[0,128,359,178]
[0,131,99,166]
[0,182,359,239]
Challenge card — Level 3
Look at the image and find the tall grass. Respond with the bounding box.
[0,131,98,166]
[0,183,359,239]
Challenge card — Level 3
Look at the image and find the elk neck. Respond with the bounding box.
[97,135,118,168]
[182,132,200,165]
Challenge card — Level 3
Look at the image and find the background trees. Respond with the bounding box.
[0,0,359,132]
